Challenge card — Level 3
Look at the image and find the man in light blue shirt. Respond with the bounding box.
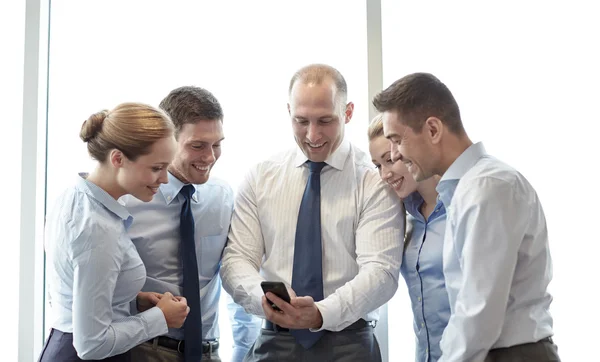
[123,86,260,362]
[374,73,560,362]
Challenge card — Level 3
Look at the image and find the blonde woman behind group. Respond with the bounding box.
[368,114,449,362]
[40,103,189,362]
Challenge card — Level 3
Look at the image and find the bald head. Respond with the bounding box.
[288,64,348,104]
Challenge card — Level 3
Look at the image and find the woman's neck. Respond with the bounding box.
[416,175,440,220]
[85,164,124,200]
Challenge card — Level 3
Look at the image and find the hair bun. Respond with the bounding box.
[80,110,109,142]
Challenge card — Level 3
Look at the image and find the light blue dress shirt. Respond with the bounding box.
[401,192,449,362]
[45,175,168,360]
[121,172,260,351]
[437,142,554,362]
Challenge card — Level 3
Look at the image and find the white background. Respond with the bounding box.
[382,1,599,361]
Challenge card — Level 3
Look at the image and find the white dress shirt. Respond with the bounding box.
[45,175,168,360]
[221,138,405,332]
[437,142,554,362]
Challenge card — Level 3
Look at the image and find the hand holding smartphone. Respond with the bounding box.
[261,281,292,311]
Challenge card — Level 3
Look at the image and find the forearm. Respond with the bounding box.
[74,307,167,359]
[221,248,266,317]
[315,264,399,331]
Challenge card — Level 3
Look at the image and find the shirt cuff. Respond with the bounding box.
[250,295,265,317]
[311,299,339,332]
[129,298,139,315]
[246,283,266,317]
[140,306,169,339]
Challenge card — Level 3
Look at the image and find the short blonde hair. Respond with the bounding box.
[367,113,384,141]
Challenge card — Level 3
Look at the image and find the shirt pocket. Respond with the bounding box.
[198,233,228,278]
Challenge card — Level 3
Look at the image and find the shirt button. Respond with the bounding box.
[418,296,422,302]
[421,322,425,328]
[167,196,172,201]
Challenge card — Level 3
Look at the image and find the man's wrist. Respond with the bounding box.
[312,307,323,329]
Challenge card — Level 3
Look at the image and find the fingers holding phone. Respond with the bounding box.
[261,281,293,312]
[260,281,323,329]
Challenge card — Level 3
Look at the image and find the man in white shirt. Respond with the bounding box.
[374,72,560,362]
[220,64,404,361]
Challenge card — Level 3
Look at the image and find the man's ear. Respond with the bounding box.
[425,117,444,145]
[344,102,354,124]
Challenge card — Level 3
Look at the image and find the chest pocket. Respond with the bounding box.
[197,233,228,278]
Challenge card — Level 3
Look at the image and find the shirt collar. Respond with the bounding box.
[403,192,424,219]
[159,171,198,205]
[440,142,487,182]
[403,191,447,222]
[436,180,459,210]
[293,137,350,171]
[76,173,132,227]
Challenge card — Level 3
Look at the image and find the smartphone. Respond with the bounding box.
[260,281,291,311]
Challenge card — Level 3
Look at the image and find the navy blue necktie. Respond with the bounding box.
[291,161,326,349]
[180,185,203,361]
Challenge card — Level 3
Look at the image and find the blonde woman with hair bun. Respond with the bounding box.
[368,113,449,362]
[40,103,190,361]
